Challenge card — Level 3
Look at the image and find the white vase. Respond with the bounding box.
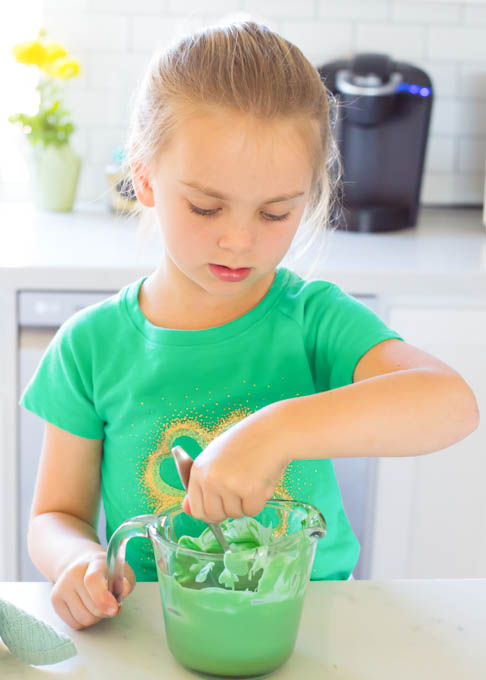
[26,142,82,212]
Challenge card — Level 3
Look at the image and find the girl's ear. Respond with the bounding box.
[130,161,155,207]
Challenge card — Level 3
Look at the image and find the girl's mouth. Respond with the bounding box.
[209,264,252,282]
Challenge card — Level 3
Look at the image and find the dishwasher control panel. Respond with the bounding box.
[18,290,117,327]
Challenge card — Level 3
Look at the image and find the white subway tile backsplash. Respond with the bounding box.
[39,1,486,206]
[87,127,131,166]
[75,161,108,204]
[458,137,486,171]
[459,63,486,98]
[244,0,315,19]
[46,0,169,9]
[86,0,169,11]
[424,136,456,172]
[428,27,486,60]
[457,98,486,135]
[168,0,239,11]
[64,88,129,127]
[87,53,151,91]
[418,0,485,3]
[44,0,88,9]
[42,11,129,52]
[430,98,486,135]
[392,1,462,23]
[464,4,486,21]
[131,14,206,52]
[317,1,390,21]
[420,61,458,97]
[280,21,353,65]
[422,172,483,204]
[430,98,462,134]
[355,23,427,61]
[70,128,89,159]
[217,9,282,32]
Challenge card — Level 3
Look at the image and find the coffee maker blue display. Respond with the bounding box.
[318,53,433,232]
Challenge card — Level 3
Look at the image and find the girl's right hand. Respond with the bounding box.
[50,550,135,630]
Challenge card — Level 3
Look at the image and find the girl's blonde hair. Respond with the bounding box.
[122,20,342,277]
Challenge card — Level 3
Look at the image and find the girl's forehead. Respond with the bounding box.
[159,111,313,191]
[173,110,306,149]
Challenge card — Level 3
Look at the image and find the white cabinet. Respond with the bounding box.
[370,303,486,579]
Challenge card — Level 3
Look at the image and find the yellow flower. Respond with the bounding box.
[12,40,46,67]
[40,56,81,80]
[43,42,68,64]
[11,33,80,80]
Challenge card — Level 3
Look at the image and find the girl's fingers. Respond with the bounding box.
[69,589,104,628]
[52,597,83,631]
[120,562,135,598]
[182,495,192,515]
[76,583,113,619]
[187,480,205,520]
[121,578,132,598]
[221,494,245,519]
[123,563,136,594]
[84,558,119,615]
[242,495,266,518]
[201,488,227,524]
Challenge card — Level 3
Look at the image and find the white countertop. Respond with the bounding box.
[0,201,485,296]
[1,580,485,679]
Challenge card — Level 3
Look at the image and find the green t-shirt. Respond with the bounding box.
[20,266,404,582]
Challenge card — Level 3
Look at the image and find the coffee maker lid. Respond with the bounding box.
[336,53,403,97]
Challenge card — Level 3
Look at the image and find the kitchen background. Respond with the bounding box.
[2,0,486,206]
[1,1,485,583]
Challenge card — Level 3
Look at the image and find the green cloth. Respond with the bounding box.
[0,598,77,666]
[19,266,404,582]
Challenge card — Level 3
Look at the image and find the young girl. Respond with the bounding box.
[21,21,479,631]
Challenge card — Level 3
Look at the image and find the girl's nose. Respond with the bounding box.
[217,223,253,252]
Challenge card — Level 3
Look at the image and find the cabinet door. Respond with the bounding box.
[370,306,486,578]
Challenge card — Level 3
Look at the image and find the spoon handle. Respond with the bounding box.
[171,445,231,552]
[207,522,231,552]
[171,445,193,489]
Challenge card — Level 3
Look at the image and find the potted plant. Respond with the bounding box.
[8,28,83,212]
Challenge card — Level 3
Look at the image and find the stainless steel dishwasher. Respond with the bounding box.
[17,290,115,581]
[17,290,379,581]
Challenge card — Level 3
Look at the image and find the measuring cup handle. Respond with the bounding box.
[106,514,155,605]
[302,504,327,540]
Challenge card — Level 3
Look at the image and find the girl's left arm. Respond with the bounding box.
[186,339,480,523]
[273,338,480,461]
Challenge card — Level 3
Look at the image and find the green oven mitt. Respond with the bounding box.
[0,597,77,666]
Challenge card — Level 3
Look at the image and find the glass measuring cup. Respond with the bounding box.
[107,499,326,678]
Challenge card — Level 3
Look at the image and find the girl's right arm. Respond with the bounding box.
[28,422,135,630]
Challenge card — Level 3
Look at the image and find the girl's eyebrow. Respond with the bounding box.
[178,179,305,204]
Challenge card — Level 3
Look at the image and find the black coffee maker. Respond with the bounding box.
[318,53,433,232]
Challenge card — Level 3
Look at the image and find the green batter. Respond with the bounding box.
[153,516,315,677]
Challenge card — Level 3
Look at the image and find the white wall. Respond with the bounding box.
[41,0,486,206]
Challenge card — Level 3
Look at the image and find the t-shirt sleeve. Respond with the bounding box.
[304,282,405,391]
[19,316,104,439]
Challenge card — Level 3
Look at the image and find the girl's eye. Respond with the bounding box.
[188,203,290,222]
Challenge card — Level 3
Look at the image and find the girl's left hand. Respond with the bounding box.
[182,405,291,524]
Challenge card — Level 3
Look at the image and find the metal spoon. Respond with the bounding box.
[171,445,231,552]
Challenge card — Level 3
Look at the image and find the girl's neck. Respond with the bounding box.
[138,261,276,331]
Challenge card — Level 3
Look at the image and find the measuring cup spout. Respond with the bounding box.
[106,514,157,604]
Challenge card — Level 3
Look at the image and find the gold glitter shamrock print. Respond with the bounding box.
[140,411,292,514]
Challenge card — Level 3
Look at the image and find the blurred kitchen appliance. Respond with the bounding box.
[318,53,433,232]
